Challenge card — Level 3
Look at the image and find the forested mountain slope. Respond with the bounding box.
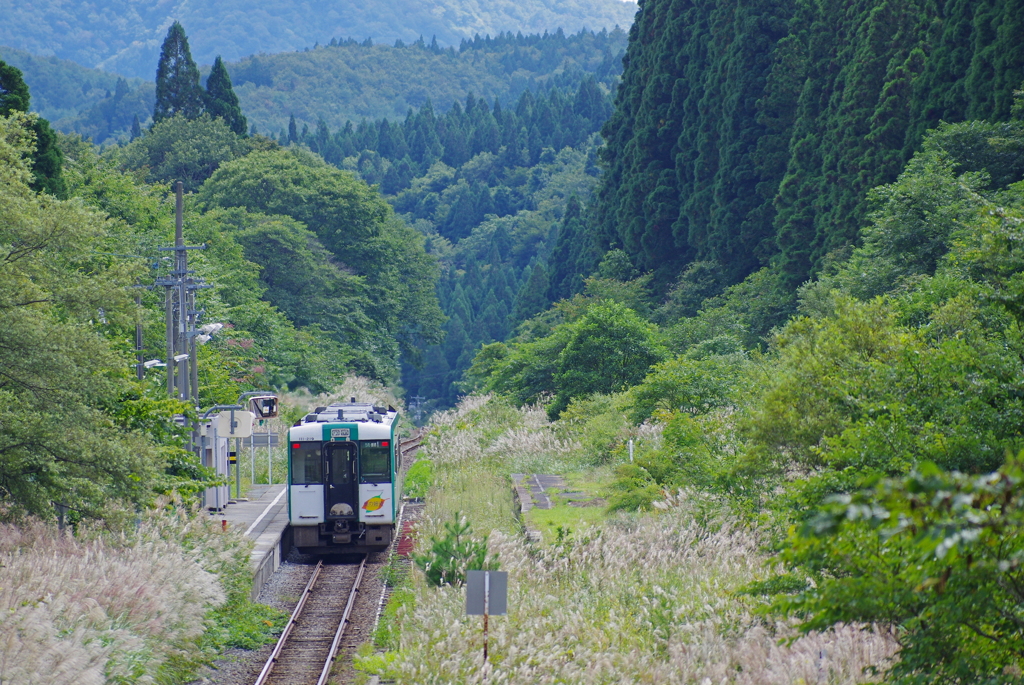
[0,0,636,79]
[587,0,1024,297]
[282,77,617,408]
[3,29,627,145]
[231,29,627,134]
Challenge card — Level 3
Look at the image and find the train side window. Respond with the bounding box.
[290,443,322,484]
[359,441,390,483]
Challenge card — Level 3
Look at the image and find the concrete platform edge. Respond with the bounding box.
[250,525,290,601]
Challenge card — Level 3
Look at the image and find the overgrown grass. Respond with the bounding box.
[0,499,286,684]
[403,459,433,499]
[356,394,899,683]
[525,502,607,544]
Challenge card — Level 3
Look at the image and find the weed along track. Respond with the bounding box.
[255,557,367,685]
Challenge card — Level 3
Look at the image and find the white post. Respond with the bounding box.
[629,439,634,463]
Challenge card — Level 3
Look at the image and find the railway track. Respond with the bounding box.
[254,557,367,685]
[399,430,423,457]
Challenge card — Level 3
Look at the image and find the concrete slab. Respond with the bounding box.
[212,484,290,599]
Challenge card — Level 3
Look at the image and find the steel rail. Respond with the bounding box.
[253,560,324,685]
[315,555,368,685]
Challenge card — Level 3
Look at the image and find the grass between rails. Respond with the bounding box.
[358,394,899,684]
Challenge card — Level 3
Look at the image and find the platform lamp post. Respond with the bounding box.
[236,390,277,496]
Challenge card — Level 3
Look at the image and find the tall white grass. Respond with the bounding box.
[374,394,898,684]
[288,376,405,413]
[386,507,897,683]
[0,503,242,684]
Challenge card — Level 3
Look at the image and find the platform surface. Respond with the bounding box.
[214,484,289,569]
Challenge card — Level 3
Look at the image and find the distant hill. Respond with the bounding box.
[4,29,626,145]
[0,0,636,79]
[0,47,149,124]
[232,30,628,135]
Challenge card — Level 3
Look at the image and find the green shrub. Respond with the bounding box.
[403,459,433,499]
[606,463,662,512]
[412,513,498,587]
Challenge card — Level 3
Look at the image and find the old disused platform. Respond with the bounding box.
[212,484,290,599]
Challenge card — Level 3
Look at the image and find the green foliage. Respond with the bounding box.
[203,56,246,136]
[555,392,631,464]
[403,459,434,499]
[0,112,164,519]
[605,463,660,512]
[0,45,155,145]
[625,353,746,425]
[475,299,666,415]
[593,0,1024,306]
[0,59,66,197]
[234,29,627,134]
[775,456,1024,684]
[117,113,257,191]
[411,513,498,587]
[199,148,445,378]
[0,59,31,114]
[548,301,666,418]
[154,22,205,123]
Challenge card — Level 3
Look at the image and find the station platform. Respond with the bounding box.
[212,484,290,600]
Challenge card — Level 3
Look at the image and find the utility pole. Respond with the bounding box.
[153,181,211,452]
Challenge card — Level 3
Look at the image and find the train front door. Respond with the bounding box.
[324,442,358,520]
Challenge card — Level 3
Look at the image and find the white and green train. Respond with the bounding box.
[288,399,401,553]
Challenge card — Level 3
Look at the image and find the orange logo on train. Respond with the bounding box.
[362,494,388,512]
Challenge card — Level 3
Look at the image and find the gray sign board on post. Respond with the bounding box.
[466,570,507,615]
[239,433,279,448]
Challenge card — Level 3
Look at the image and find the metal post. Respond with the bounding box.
[483,572,490,664]
[235,437,241,498]
[189,294,199,404]
[135,289,144,381]
[165,288,174,397]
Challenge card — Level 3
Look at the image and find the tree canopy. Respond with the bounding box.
[154,21,205,123]
[204,56,246,135]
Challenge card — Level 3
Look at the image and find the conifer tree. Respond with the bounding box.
[204,55,247,135]
[288,115,298,144]
[154,22,205,123]
[130,114,142,141]
[0,59,66,198]
[0,60,30,114]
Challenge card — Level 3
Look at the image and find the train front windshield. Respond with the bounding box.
[360,441,390,483]
[291,442,322,484]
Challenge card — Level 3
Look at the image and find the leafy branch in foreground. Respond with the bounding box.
[774,456,1024,684]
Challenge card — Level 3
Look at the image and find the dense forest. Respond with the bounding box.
[231,28,627,133]
[588,0,1024,298]
[0,0,635,79]
[285,75,617,407]
[1,28,627,145]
